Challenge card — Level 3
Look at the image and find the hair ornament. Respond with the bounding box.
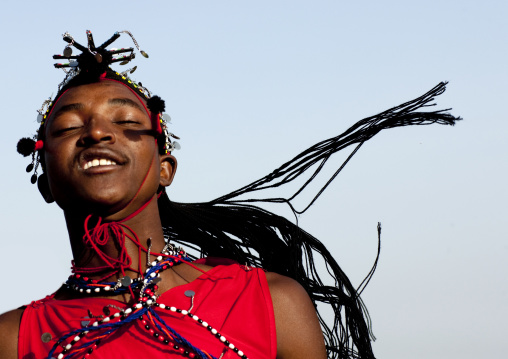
[18,30,178,185]
[34,140,44,151]
[17,137,37,157]
[36,97,52,123]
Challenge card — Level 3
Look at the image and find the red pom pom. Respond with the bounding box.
[34,140,44,151]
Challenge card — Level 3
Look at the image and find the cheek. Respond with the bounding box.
[43,142,73,176]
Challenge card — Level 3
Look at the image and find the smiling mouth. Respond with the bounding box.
[83,158,118,170]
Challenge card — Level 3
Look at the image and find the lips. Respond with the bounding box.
[79,148,127,171]
[83,158,117,170]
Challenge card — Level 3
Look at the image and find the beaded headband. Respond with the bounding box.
[17,30,180,184]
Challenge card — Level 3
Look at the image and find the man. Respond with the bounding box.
[0,32,327,359]
[0,30,459,359]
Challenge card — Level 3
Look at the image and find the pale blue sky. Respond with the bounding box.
[1,1,506,358]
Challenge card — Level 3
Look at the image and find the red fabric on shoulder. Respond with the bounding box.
[193,257,238,267]
[18,260,276,359]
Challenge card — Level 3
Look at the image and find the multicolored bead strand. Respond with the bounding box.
[47,246,248,359]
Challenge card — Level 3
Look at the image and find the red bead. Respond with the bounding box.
[76,275,81,279]
[158,335,164,341]
[179,348,184,354]
[142,297,148,302]
[149,329,155,335]
[189,353,195,358]
[83,277,89,281]
[141,320,147,325]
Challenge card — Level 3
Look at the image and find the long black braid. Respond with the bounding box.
[157,82,461,358]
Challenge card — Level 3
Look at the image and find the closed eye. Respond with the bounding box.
[113,119,147,129]
[52,126,83,136]
[114,119,145,127]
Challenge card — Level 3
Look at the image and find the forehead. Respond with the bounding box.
[54,80,147,108]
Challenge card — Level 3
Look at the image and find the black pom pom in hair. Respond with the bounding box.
[147,96,166,114]
[17,137,36,157]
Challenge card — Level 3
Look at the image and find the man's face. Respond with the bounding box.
[43,81,173,216]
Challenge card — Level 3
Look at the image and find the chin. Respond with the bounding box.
[56,191,132,217]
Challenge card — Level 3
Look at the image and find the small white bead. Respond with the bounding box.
[102,317,110,322]
[202,321,208,327]
[83,331,89,334]
[65,344,72,350]
[151,261,157,266]
[58,354,64,359]
[73,336,81,342]
[144,279,148,284]
[159,304,166,309]
[211,328,218,335]
[79,289,83,293]
[238,351,244,357]
[181,310,188,315]
[94,288,100,293]
[92,322,98,327]
[104,286,110,291]
[125,308,132,314]
[135,303,142,309]
[150,272,156,278]
[192,315,199,321]
[229,344,235,349]
[114,313,120,317]
[220,336,226,342]
[170,307,177,312]
[157,256,163,261]
[86,289,91,293]
[146,299,153,305]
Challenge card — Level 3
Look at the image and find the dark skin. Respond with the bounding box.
[0,81,326,359]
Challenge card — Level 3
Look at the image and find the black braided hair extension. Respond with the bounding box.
[157,82,461,359]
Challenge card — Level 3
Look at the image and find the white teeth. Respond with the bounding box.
[83,158,117,170]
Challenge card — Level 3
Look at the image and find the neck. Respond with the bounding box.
[64,194,167,282]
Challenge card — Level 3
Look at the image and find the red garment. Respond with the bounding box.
[18,259,276,359]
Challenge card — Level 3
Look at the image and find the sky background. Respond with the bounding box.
[1,1,506,358]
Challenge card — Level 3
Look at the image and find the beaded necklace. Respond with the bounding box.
[48,243,249,359]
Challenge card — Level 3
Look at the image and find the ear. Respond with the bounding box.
[37,173,55,204]
[159,153,177,187]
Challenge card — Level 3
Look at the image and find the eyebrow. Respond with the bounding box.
[108,98,145,112]
[51,103,85,119]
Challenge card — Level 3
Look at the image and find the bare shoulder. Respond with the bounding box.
[265,272,327,359]
[0,308,24,359]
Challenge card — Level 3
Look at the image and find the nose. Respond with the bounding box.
[79,116,116,146]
